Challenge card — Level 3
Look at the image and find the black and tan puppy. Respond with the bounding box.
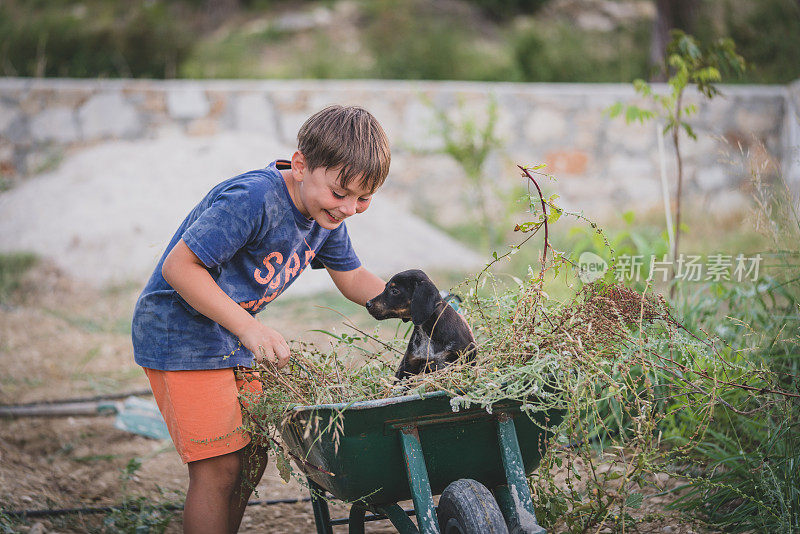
[366,269,476,379]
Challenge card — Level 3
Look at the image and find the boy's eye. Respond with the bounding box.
[358,197,370,203]
[331,191,345,199]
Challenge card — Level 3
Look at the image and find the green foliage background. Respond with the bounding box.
[0,1,193,78]
[1,0,797,83]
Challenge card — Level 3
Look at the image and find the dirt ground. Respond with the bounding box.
[0,264,711,534]
[0,263,400,533]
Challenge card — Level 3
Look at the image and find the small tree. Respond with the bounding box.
[608,30,745,295]
[649,0,698,81]
[431,96,505,248]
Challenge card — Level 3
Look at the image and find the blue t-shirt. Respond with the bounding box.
[132,160,361,371]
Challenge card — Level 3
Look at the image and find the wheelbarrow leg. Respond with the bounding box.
[307,478,334,534]
[348,503,367,534]
[399,426,440,534]
[495,414,546,534]
[374,504,420,534]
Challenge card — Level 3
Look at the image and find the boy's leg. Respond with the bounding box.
[227,369,269,531]
[185,451,241,534]
[142,367,267,533]
[184,444,268,534]
[229,443,269,532]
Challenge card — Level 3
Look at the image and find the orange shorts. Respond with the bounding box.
[143,367,262,464]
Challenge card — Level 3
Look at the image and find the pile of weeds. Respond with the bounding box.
[238,164,800,531]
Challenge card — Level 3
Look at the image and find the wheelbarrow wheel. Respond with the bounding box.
[437,479,509,534]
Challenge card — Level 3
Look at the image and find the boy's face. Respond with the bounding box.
[290,153,374,230]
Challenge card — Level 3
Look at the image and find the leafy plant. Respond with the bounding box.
[428,95,506,249]
[608,30,745,294]
[0,0,193,78]
[511,20,651,83]
[361,0,490,81]
[566,210,670,289]
[0,252,37,303]
[0,510,22,534]
[102,458,179,534]
[723,0,800,84]
[670,401,800,533]
[664,150,800,532]
[465,0,551,20]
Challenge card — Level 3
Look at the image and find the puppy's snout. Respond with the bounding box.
[366,296,393,320]
[366,296,384,317]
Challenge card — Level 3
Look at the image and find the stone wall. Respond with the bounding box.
[0,78,795,219]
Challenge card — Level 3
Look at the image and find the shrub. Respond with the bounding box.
[0,252,37,303]
[361,0,511,81]
[723,0,800,83]
[0,1,194,78]
[511,20,651,82]
[102,458,178,534]
[465,0,550,20]
[665,152,800,532]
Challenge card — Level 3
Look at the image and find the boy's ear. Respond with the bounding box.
[411,280,439,326]
[290,151,306,182]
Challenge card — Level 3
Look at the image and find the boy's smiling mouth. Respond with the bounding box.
[323,209,343,223]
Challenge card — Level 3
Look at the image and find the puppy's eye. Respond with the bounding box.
[389,287,400,296]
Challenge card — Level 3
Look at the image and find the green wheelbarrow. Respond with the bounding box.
[280,390,563,534]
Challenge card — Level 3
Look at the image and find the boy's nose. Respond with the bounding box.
[340,198,358,216]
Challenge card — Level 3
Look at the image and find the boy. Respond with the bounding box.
[131,105,389,533]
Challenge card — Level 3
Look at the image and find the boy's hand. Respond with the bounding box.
[240,324,291,369]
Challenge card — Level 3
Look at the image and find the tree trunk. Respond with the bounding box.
[649,0,699,81]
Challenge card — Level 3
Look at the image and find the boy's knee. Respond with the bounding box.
[189,452,242,491]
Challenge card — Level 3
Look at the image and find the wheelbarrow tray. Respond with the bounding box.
[280,390,563,506]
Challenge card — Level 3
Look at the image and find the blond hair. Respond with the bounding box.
[297,105,391,193]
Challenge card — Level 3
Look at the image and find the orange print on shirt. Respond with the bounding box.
[254,251,283,285]
[241,247,318,313]
[286,252,301,278]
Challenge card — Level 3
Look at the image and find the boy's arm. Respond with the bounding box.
[162,239,291,368]
[326,266,385,306]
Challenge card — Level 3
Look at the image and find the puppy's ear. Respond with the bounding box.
[411,280,439,326]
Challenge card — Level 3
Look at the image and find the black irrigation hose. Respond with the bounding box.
[4,497,312,519]
[0,390,153,409]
